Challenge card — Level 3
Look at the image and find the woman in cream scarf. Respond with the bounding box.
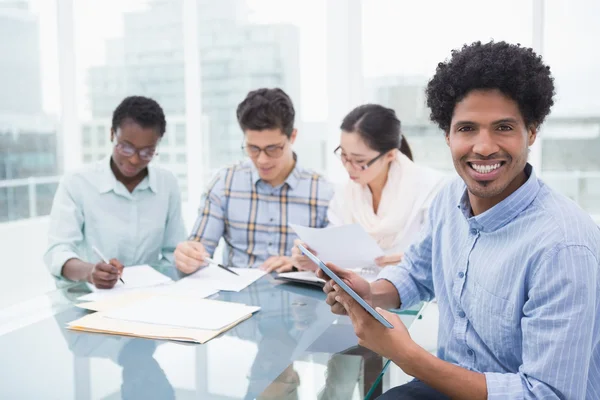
[293,104,447,268]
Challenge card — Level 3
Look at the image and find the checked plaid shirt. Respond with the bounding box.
[189,157,333,268]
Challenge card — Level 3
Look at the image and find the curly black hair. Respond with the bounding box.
[426,41,555,132]
[111,96,167,136]
[236,88,295,137]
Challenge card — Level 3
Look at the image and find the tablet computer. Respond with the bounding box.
[298,244,393,328]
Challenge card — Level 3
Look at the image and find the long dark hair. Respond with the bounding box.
[340,104,413,161]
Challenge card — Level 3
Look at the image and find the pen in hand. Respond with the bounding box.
[92,246,125,284]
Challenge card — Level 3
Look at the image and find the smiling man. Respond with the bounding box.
[318,41,600,399]
[175,88,333,273]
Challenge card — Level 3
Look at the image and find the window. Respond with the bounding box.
[4,0,599,318]
[539,0,600,217]
[83,130,92,146]
[175,126,186,145]
[97,131,106,146]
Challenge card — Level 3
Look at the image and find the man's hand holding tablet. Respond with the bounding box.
[300,244,420,366]
[318,261,373,316]
[298,244,392,327]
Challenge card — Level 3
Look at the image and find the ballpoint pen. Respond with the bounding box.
[92,245,125,284]
[205,257,239,276]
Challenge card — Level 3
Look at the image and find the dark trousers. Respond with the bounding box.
[377,380,450,400]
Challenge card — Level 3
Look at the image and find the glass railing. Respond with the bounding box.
[0,176,60,223]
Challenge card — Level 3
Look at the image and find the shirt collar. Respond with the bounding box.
[250,152,301,190]
[457,163,541,232]
[95,156,157,194]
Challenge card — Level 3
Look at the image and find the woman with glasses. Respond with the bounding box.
[292,104,447,269]
[44,96,186,288]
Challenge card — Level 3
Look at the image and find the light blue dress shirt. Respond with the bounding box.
[379,164,600,399]
[44,156,187,280]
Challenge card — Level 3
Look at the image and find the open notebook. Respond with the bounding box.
[69,292,260,344]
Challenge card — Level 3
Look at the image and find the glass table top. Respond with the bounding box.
[0,266,421,399]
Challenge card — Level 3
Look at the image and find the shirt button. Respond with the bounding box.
[469,228,478,235]
[458,271,465,278]
[467,349,474,356]
[269,218,274,222]
[268,242,273,246]
[458,311,466,318]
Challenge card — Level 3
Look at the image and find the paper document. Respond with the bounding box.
[276,268,381,287]
[276,270,326,287]
[79,265,173,301]
[76,287,219,312]
[175,265,266,292]
[68,293,260,344]
[290,223,385,269]
[104,296,261,331]
[68,312,253,344]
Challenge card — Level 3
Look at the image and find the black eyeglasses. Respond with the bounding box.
[333,146,386,171]
[242,142,287,159]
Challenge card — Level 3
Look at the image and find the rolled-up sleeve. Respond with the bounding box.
[377,208,436,310]
[485,245,598,399]
[43,175,84,279]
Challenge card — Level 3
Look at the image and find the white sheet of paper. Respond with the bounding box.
[79,284,220,303]
[103,296,260,331]
[79,265,174,301]
[175,265,266,292]
[290,223,385,269]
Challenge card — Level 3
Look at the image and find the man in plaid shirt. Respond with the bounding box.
[175,88,333,272]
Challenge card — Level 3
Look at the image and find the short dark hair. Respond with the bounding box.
[111,96,167,136]
[236,88,295,137]
[426,41,555,132]
[340,104,413,161]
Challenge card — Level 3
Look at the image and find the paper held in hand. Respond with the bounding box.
[289,223,385,269]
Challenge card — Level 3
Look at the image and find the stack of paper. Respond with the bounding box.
[68,292,260,344]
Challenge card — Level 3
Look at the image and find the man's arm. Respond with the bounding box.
[393,244,598,400]
[188,172,227,255]
[370,279,401,309]
[398,347,487,399]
